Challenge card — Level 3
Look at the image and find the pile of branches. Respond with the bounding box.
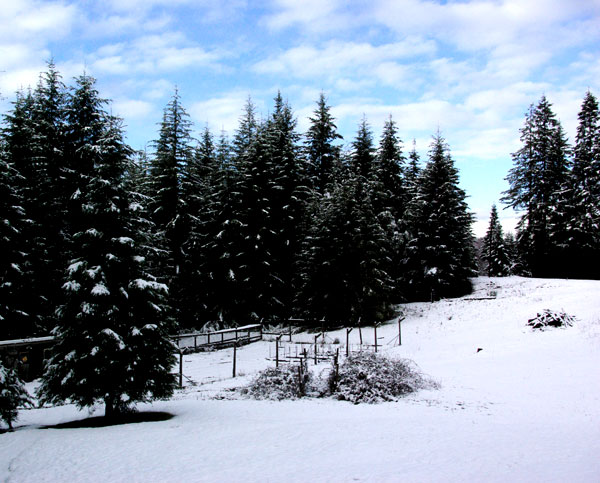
[527,309,576,330]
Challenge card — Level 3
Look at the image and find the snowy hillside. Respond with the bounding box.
[2,277,600,482]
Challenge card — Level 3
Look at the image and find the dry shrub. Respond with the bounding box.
[241,364,312,400]
[330,352,437,404]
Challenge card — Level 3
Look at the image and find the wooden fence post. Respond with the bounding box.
[374,323,378,353]
[398,317,405,346]
[179,350,183,388]
[275,334,283,367]
[358,317,363,345]
[314,333,322,365]
[232,341,237,378]
[346,328,353,357]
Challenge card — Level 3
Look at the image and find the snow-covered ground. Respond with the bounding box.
[2,277,599,482]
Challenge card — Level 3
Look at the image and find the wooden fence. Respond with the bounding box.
[172,324,263,352]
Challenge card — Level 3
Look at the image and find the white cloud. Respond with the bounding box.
[90,33,223,76]
[264,0,351,33]
[0,0,78,43]
[253,39,436,83]
[112,99,155,120]
[373,0,599,52]
[190,92,266,136]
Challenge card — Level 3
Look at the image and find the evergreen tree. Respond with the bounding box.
[230,120,282,322]
[482,204,510,276]
[148,90,195,324]
[376,115,406,221]
[503,96,571,277]
[403,132,475,300]
[0,361,32,431]
[297,170,394,325]
[13,63,69,333]
[232,97,258,159]
[0,144,30,339]
[305,93,342,193]
[268,92,309,320]
[350,116,376,178]
[178,126,220,327]
[503,232,521,275]
[37,76,175,418]
[551,91,600,278]
[405,140,422,201]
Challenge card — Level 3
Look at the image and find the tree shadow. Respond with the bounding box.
[43,411,175,429]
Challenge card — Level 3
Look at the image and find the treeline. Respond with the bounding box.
[0,64,478,338]
[481,93,600,279]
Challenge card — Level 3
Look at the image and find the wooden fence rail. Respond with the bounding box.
[172,324,263,352]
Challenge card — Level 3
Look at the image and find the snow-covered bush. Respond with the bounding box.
[0,362,33,431]
[330,352,437,404]
[527,309,576,330]
[241,364,313,400]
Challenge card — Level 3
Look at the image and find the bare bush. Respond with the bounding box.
[329,352,438,404]
[240,364,312,400]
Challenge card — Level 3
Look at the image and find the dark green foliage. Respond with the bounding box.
[404,133,475,300]
[482,205,511,276]
[305,93,343,193]
[298,159,395,325]
[37,75,176,418]
[0,360,32,430]
[4,63,71,334]
[375,116,406,222]
[503,96,571,277]
[0,141,30,339]
[550,91,600,278]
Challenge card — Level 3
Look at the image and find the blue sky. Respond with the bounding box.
[1,0,599,236]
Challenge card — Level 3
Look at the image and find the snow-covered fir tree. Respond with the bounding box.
[0,119,31,339]
[350,116,376,179]
[147,90,195,325]
[37,75,176,418]
[482,204,510,277]
[404,140,422,205]
[297,119,395,324]
[305,93,343,193]
[0,361,32,431]
[297,169,394,325]
[403,132,475,300]
[550,91,600,278]
[5,64,70,334]
[503,96,571,277]
[375,115,406,222]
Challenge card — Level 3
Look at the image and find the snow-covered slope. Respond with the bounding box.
[2,277,599,482]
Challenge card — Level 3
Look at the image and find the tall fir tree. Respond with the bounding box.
[376,115,406,222]
[23,63,70,333]
[350,116,376,179]
[305,93,342,193]
[403,132,475,300]
[550,91,600,278]
[482,204,510,277]
[297,170,394,325]
[405,140,422,202]
[503,96,571,277]
[37,76,175,418]
[0,138,30,339]
[148,89,195,324]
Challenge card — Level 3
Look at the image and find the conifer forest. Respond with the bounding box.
[1,63,599,345]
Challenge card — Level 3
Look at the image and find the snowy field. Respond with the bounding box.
[2,277,600,482]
